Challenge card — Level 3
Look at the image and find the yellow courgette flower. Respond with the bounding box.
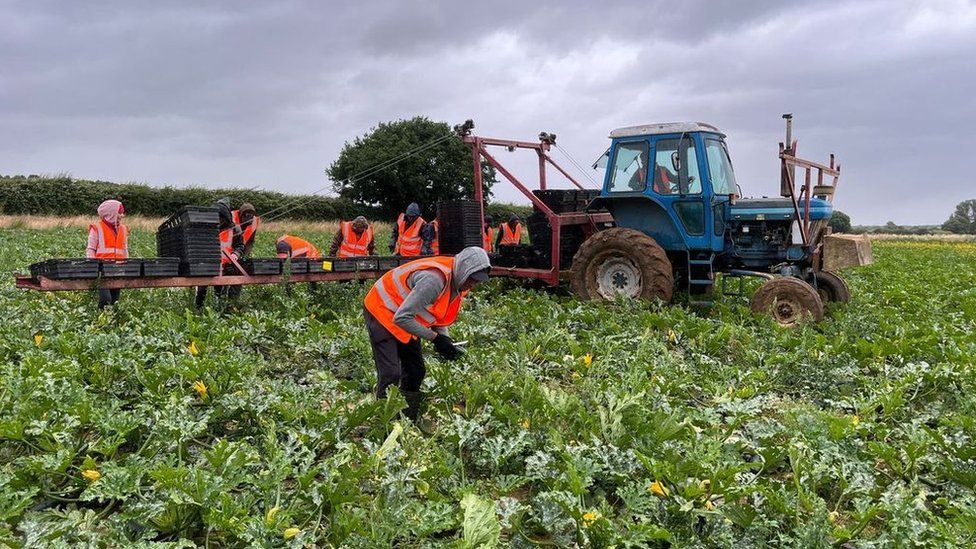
[283,527,300,539]
[649,480,669,498]
[188,341,199,356]
[583,354,593,368]
[33,334,43,346]
[581,511,599,527]
[193,380,208,399]
[520,419,531,429]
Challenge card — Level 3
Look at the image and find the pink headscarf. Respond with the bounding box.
[97,200,124,227]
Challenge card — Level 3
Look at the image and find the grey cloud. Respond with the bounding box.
[0,0,973,223]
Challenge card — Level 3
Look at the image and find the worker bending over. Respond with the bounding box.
[363,246,491,420]
[276,234,321,259]
[496,213,523,247]
[483,215,495,253]
[86,199,128,309]
[391,203,425,257]
[330,216,375,257]
[195,198,245,308]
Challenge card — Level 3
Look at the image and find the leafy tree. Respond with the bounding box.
[942,199,976,234]
[328,117,497,218]
[828,210,852,233]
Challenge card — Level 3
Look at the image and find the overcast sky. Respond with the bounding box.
[2,1,974,225]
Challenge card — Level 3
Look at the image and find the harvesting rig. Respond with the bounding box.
[15,114,869,325]
[463,114,867,325]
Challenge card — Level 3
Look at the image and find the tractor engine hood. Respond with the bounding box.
[730,197,832,222]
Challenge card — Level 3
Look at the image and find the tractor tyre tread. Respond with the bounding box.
[813,270,851,303]
[570,228,673,302]
[750,276,824,326]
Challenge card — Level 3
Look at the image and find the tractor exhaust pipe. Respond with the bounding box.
[783,113,793,153]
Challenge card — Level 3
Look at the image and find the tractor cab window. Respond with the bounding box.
[607,141,649,192]
[705,139,737,195]
[652,138,701,195]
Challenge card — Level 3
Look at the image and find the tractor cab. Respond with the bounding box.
[594,122,737,255]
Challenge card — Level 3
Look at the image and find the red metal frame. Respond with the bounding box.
[462,128,607,286]
[779,141,841,247]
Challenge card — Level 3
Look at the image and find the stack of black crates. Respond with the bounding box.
[527,189,602,269]
[156,206,222,276]
[437,200,483,255]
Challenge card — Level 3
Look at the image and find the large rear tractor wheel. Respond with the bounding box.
[570,228,673,302]
[750,277,824,326]
[810,270,851,303]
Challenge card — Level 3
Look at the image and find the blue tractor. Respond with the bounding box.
[569,114,847,324]
[458,115,851,325]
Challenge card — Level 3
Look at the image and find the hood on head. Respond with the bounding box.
[452,246,491,291]
[98,200,124,226]
[508,213,520,224]
[215,198,233,227]
[352,216,368,231]
[406,203,421,217]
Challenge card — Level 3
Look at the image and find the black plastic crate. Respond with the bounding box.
[532,189,601,213]
[377,257,399,271]
[438,199,484,255]
[180,261,221,277]
[333,257,379,272]
[100,260,142,278]
[32,259,101,279]
[281,258,310,274]
[308,259,334,273]
[141,258,180,277]
[242,258,282,275]
[159,206,220,231]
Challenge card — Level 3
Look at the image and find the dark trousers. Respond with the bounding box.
[195,284,242,308]
[98,288,121,309]
[364,309,425,397]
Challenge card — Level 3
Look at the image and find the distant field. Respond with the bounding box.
[1,229,974,546]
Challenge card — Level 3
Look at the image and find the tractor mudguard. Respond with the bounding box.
[589,194,685,251]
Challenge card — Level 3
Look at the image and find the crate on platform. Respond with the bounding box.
[438,199,484,254]
[242,258,282,275]
[141,258,181,277]
[100,260,142,278]
[377,257,399,271]
[179,260,221,277]
[281,258,310,274]
[159,206,220,231]
[29,259,101,280]
[308,259,335,273]
[333,257,379,272]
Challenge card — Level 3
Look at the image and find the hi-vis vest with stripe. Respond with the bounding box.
[395,213,424,256]
[338,222,373,258]
[500,222,521,245]
[483,226,495,253]
[429,219,439,254]
[232,210,260,244]
[219,225,237,265]
[364,256,466,343]
[277,234,320,259]
[90,219,128,260]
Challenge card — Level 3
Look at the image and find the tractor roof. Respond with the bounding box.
[609,122,724,139]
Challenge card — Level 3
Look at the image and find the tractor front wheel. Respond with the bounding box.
[570,228,673,302]
[809,270,851,303]
[750,277,824,326]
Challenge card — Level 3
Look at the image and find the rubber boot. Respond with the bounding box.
[401,390,424,421]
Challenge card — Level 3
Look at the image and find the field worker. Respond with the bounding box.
[421,218,439,255]
[483,215,495,253]
[86,199,128,309]
[232,203,260,257]
[277,234,321,259]
[363,246,491,421]
[330,216,375,257]
[391,202,425,257]
[496,213,523,247]
[195,198,245,309]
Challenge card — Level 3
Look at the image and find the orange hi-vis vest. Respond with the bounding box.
[338,222,373,258]
[500,222,522,245]
[277,234,320,259]
[90,219,128,260]
[429,219,439,255]
[396,213,425,256]
[232,210,260,244]
[364,256,466,343]
[483,226,495,253]
[219,225,237,265]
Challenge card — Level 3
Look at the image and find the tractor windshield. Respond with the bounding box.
[705,138,737,195]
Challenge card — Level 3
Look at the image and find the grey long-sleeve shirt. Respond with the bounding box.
[392,270,451,340]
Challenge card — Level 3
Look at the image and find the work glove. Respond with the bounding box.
[432,333,462,360]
